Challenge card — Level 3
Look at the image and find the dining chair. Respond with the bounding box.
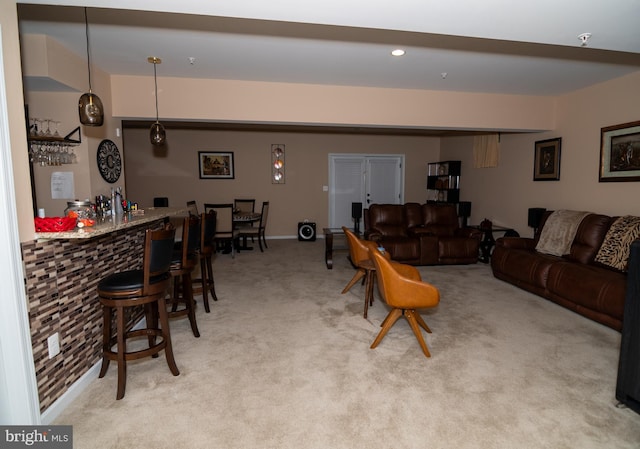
[234,199,256,239]
[186,200,199,216]
[236,201,269,252]
[204,203,238,258]
[369,248,440,357]
[154,197,169,207]
[233,199,255,213]
[97,224,179,399]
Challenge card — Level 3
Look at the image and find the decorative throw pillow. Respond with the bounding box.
[535,210,590,256]
[595,215,640,272]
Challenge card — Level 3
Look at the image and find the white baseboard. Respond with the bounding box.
[40,361,101,424]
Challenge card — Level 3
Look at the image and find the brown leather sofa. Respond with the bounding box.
[364,203,481,265]
[491,211,629,331]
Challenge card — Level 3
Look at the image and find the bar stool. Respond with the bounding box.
[97,225,178,400]
[167,214,200,337]
[192,210,218,312]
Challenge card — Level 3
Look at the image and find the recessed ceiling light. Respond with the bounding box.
[391,49,405,56]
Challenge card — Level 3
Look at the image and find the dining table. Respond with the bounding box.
[233,210,261,250]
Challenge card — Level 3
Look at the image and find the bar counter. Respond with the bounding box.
[23,206,189,415]
[35,207,188,240]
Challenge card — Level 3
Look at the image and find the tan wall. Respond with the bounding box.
[112,75,556,132]
[441,70,640,237]
[21,35,124,221]
[2,0,33,241]
[123,128,440,236]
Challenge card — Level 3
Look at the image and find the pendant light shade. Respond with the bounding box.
[148,57,166,146]
[78,8,104,126]
[150,122,166,146]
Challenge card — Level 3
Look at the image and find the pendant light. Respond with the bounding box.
[148,57,166,146]
[78,7,104,126]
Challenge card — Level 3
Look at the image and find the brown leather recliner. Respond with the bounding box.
[365,203,481,265]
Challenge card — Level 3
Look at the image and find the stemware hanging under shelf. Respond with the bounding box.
[27,124,81,166]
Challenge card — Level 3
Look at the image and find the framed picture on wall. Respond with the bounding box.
[534,137,561,181]
[599,120,640,182]
[198,151,235,179]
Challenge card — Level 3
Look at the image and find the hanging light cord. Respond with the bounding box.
[153,62,160,123]
[84,7,93,92]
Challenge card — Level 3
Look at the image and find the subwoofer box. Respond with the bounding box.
[298,222,316,241]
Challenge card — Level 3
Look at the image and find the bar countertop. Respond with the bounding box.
[35,207,188,240]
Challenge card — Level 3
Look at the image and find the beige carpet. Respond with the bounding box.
[54,239,640,449]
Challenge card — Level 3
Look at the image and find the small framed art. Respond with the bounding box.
[534,138,561,181]
[198,151,235,179]
[599,120,640,182]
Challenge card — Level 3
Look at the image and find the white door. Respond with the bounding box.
[329,154,403,229]
[366,156,402,207]
[329,156,365,229]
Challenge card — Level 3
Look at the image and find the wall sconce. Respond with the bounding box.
[271,144,285,184]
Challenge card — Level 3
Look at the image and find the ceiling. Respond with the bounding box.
[16,1,640,135]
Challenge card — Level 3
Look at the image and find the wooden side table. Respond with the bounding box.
[467,225,520,263]
[323,227,358,269]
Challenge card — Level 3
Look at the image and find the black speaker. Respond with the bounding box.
[351,202,362,220]
[458,201,471,228]
[352,202,363,233]
[458,201,471,218]
[298,222,316,241]
[528,207,546,229]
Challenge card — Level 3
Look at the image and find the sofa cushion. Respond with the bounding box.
[438,237,480,264]
[367,204,408,237]
[546,261,626,323]
[568,214,612,264]
[404,202,423,229]
[594,215,640,272]
[422,203,458,226]
[379,236,421,262]
[491,246,558,290]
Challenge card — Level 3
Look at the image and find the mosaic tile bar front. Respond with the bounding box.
[21,219,164,412]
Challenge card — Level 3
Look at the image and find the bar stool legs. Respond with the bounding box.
[169,269,200,337]
[167,215,201,337]
[192,211,218,313]
[193,247,217,313]
[98,292,179,400]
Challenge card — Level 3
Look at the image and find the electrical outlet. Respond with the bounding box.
[47,333,60,359]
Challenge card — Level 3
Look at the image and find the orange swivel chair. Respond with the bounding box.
[341,226,389,318]
[369,248,440,357]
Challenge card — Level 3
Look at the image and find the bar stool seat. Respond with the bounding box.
[97,225,178,400]
[167,215,200,337]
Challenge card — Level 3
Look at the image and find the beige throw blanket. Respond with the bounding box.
[535,210,591,256]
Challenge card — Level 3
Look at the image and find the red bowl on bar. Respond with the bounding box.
[34,216,77,232]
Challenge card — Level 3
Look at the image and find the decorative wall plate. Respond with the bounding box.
[97,139,121,183]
